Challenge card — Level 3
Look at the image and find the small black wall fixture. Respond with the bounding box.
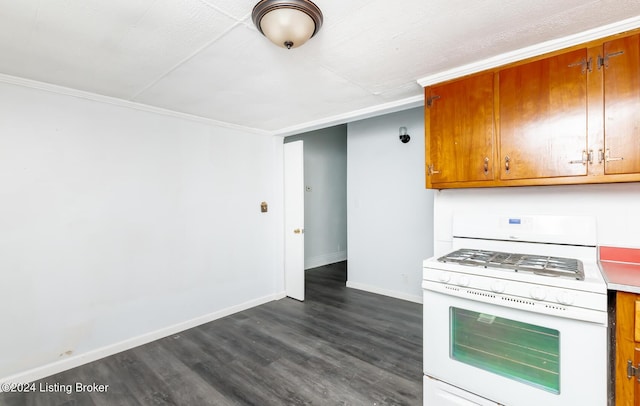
[399,126,410,143]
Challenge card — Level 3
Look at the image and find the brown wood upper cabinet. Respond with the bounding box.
[424,30,640,189]
[499,49,589,180]
[603,34,640,176]
[425,72,494,187]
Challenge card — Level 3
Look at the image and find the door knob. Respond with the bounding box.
[293,228,304,234]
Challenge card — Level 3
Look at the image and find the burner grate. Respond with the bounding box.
[438,248,585,280]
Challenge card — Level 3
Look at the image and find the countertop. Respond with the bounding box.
[598,246,640,293]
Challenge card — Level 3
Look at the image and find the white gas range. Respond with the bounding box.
[422,214,608,406]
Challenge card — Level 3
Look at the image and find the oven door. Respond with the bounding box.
[423,288,607,406]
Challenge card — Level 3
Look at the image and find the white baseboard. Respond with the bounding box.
[0,291,287,388]
[305,250,347,270]
[346,281,423,304]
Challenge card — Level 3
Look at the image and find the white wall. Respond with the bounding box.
[347,107,434,303]
[285,126,348,269]
[0,82,284,381]
[433,183,640,254]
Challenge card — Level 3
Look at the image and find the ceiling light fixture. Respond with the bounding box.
[252,0,323,49]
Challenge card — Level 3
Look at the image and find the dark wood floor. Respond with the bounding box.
[1,262,423,405]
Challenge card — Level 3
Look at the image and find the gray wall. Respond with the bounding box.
[285,125,348,269]
[0,81,284,381]
[346,107,434,303]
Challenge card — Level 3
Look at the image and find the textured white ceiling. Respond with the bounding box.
[1,0,640,133]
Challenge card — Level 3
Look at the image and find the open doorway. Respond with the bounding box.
[283,125,348,285]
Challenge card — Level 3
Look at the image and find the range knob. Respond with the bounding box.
[438,273,451,283]
[490,280,505,293]
[530,287,547,301]
[556,291,575,306]
[456,275,470,287]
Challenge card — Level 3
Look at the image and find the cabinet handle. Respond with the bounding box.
[628,360,640,381]
[426,95,441,108]
[428,164,440,175]
[504,156,510,173]
[605,149,624,162]
[569,150,588,165]
[598,149,605,164]
[587,150,594,165]
[568,58,591,74]
[483,157,489,174]
[599,51,625,69]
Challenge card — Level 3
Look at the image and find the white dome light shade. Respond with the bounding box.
[252,0,323,49]
[260,8,315,49]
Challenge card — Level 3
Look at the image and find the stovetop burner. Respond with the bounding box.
[438,248,585,280]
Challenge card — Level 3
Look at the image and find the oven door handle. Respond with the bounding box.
[422,279,607,325]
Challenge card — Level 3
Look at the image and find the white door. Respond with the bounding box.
[284,141,304,301]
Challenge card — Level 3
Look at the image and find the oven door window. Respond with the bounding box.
[450,307,560,394]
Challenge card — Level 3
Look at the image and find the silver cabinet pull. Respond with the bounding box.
[504,156,510,173]
[628,360,640,382]
[588,150,594,165]
[568,58,591,74]
[605,149,624,162]
[483,157,489,174]
[569,150,588,165]
[600,51,625,69]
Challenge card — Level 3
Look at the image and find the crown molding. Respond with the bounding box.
[274,94,424,137]
[417,15,640,87]
[0,73,271,136]
[0,71,423,137]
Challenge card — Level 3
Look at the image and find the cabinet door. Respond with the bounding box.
[426,72,494,185]
[499,49,589,180]
[616,292,635,406]
[635,347,640,406]
[616,292,640,406]
[603,34,640,175]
